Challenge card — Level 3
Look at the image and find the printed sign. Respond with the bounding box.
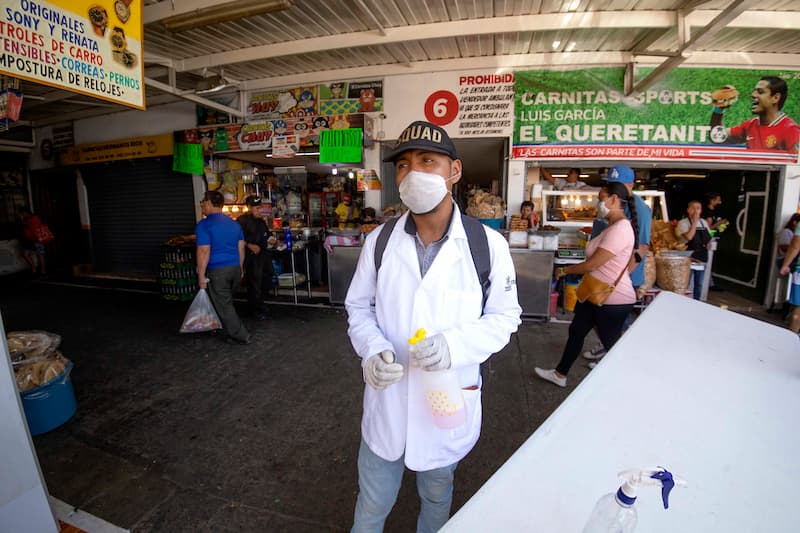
[356,169,381,191]
[513,67,800,164]
[59,133,172,165]
[271,135,298,158]
[384,70,514,139]
[318,80,383,115]
[247,86,317,119]
[0,0,145,109]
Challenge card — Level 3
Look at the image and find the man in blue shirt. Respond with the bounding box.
[196,190,250,345]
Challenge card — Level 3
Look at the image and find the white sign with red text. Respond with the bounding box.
[383,70,514,139]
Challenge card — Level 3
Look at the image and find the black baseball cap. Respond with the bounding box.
[245,195,262,206]
[382,120,459,162]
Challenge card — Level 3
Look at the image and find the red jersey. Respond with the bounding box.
[730,113,800,154]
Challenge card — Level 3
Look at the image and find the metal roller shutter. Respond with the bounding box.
[81,157,196,275]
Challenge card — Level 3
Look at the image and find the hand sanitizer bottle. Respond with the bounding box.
[583,467,686,533]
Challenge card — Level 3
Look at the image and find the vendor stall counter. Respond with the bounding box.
[511,249,554,317]
[328,245,361,304]
[442,292,800,532]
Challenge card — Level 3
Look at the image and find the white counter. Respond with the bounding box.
[443,292,800,532]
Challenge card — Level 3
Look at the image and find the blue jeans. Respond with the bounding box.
[690,268,704,300]
[351,439,458,533]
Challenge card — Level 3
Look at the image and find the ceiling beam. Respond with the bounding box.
[177,11,676,72]
[172,9,800,74]
[239,50,800,93]
[30,94,181,127]
[23,89,76,110]
[144,77,244,118]
[144,0,241,25]
[631,0,755,95]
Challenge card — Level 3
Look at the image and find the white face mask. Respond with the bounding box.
[399,170,452,214]
[598,200,611,219]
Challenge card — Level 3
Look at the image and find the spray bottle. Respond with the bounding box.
[582,467,686,533]
[408,329,466,429]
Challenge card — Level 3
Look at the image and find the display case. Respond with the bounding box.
[308,191,341,228]
[541,189,669,229]
[541,190,601,229]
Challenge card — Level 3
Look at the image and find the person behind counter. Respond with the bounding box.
[345,119,521,532]
[196,190,250,345]
[335,193,361,229]
[520,200,536,229]
[541,167,587,190]
[535,180,639,388]
[237,195,272,320]
[675,201,712,300]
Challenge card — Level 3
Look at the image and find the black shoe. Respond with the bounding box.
[255,312,268,321]
[226,336,252,345]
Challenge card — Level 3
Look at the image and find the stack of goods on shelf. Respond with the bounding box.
[508,215,530,247]
[160,235,198,301]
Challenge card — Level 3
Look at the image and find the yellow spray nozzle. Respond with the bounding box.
[408,328,427,345]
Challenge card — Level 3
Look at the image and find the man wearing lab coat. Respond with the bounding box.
[345,120,522,532]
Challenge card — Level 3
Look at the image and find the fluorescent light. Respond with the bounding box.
[568,0,580,11]
[195,75,228,94]
[566,41,576,52]
[551,40,561,49]
[163,0,293,32]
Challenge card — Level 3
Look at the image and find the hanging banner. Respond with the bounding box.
[59,133,173,165]
[248,81,384,120]
[0,0,145,109]
[320,128,363,163]
[176,114,364,154]
[513,67,800,164]
[173,143,204,174]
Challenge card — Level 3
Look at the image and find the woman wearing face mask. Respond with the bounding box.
[535,181,639,388]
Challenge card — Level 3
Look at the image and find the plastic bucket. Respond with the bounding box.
[20,361,76,436]
[564,281,579,312]
[478,218,503,229]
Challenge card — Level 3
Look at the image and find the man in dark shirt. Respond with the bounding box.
[238,195,271,320]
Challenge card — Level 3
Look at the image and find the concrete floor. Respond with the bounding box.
[1,276,787,532]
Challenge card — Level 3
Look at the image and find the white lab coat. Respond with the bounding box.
[345,207,522,471]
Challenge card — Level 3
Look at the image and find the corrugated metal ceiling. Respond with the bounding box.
[8,0,800,127]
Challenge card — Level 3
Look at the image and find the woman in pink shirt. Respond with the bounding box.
[535,181,638,388]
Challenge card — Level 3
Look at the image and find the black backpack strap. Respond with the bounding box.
[374,216,400,273]
[460,214,491,312]
[374,214,491,311]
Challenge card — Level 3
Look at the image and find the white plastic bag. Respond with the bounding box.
[179,289,222,333]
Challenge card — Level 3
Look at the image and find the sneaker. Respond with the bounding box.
[226,336,252,346]
[582,343,606,361]
[534,367,566,388]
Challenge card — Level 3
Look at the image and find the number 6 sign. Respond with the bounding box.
[424,90,458,126]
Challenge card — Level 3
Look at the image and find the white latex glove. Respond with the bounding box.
[363,350,404,390]
[409,334,451,371]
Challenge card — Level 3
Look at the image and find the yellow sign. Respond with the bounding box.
[60,133,173,165]
[0,0,145,109]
